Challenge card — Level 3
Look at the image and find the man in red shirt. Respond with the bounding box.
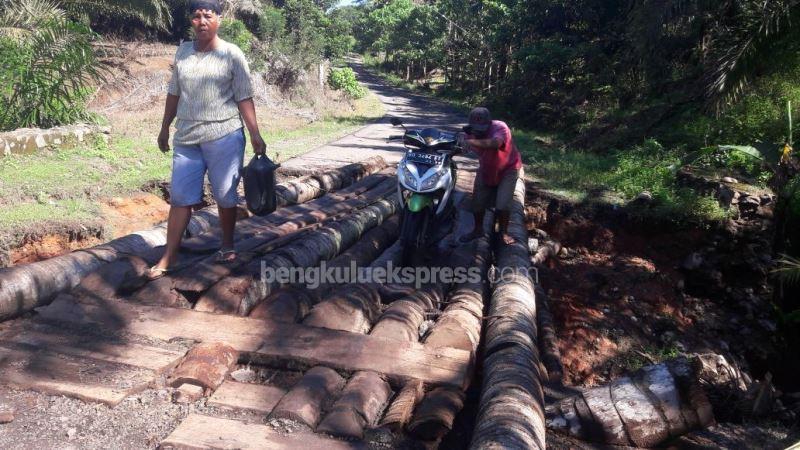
[459,107,523,245]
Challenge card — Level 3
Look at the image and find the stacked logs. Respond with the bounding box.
[248,215,400,322]
[201,195,399,316]
[275,156,386,207]
[0,158,388,322]
[395,238,491,442]
[168,174,396,297]
[470,172,547,450]
[73,173,396,313]
[546,357,715,447]
[296,240,418,439]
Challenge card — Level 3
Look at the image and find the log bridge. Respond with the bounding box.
[0,156,547,449]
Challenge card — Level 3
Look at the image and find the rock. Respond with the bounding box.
[0,404,14,423]
[173,384,204,403]
[682,253,704,271]
[717,185,737,208]
[527,238,539,253]
[67,428,77,439]
[634,191,653,203]
[230,368,257,383]
[738,195,761,215]
[721,177,738,184]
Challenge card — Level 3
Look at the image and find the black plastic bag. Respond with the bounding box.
[242,153,279,216]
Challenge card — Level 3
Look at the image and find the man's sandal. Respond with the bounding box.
[215,249,238,264]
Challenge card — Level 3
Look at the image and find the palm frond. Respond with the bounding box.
[704,0,800,112]
[0,5,106,130]
[60,0,172,29]
[772,254,800,286]
[0,0,65,39]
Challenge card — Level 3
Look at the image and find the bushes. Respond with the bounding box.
[256,5,285,45]
[328,67,366,99]
[219,18,255,54]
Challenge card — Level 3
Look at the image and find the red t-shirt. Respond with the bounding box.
[469,120,523,186]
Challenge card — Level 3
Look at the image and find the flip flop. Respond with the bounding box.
[146,266,170,281]
[215,249,238,264]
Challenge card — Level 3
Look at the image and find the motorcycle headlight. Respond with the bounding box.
[400,165,418,190]
[420,171,443,191]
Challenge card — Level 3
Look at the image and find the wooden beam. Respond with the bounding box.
[0,343,155,406]
[208,381,286,414]
[1,327,185,374]
[160,414,366,450]
[38,295,472,388]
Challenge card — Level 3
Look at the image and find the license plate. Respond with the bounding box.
[406,152,444,165]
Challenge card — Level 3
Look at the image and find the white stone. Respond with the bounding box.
[230,368,256,383]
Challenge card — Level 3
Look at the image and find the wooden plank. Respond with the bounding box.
[160,414,366,450]
[2,327,185,374]
[207,381,286,414]
[0,343,154,406]
[38,294,471,388]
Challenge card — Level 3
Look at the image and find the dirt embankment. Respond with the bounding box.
[525,182,799,437]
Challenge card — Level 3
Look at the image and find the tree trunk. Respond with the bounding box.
[470,170,546,450]
[168,342,239,394]
[547,357,715,447]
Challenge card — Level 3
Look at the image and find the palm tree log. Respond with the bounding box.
[546,357,715,447]
[470,172,547,450]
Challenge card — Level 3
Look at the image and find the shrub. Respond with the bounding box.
[256,5,285,45]
[328,67,366,99]
[219,18,255,54]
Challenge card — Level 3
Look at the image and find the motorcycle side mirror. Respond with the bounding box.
[390,117,403,127]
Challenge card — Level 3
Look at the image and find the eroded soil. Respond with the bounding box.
[527,183,799,447]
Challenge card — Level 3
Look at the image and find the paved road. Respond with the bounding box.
[279,60,470,174]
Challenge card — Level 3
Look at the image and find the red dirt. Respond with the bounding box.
[10,234,106,266]
[537,213,719,386]
[99,193,170,238]
[9,193,169,267]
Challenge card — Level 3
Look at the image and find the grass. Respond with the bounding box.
[515,129,731,224]
[0,135,171,206]
[263,90,384,162]
[614,344,682,373]
[0,199,98,231]
[0,88,385,248]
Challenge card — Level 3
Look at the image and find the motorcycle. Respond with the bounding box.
[389,117,462,266]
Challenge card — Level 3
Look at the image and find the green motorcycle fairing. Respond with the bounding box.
[406,193,433,212]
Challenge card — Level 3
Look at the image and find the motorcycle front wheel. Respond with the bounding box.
[399,208,431,267]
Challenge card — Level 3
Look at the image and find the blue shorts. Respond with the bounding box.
[171,129,246,209]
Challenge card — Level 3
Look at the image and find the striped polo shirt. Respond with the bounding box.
[167,39,254,145]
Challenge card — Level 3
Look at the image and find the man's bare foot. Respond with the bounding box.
[502,233,516,245]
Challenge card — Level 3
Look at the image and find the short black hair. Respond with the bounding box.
[189,0,222,15]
